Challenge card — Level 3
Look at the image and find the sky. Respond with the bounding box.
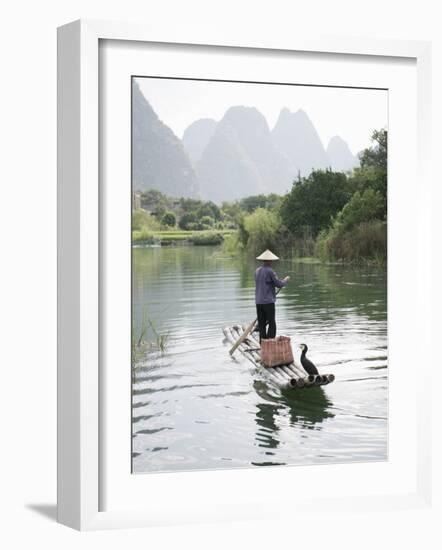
[136,77,388,156]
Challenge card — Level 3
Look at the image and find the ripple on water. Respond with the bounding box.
[132,247,387,473]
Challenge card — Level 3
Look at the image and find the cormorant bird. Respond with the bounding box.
[299,344,319,375]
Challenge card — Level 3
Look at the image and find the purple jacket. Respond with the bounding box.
[255,265,287,304]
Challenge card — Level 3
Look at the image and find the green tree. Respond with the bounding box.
[350,129,387,207]
[179,198,202,213]
[239,194,283,213]
[239,195,268,212]
[161,211,176,227]
[132,208,161,231]
[140,189,169,211]
[359,129,387,170]
[334,189,385,232]
[221,201,241,228]
[178,212,198,230]
[242,208,280,255]
[196,201,221,221]
[200,215,214,227]
[316,189,386,263]
[279,169,351,237]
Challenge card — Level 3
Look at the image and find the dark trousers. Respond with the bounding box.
[256,303,276,341]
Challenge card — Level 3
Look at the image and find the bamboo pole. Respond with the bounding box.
[279,365,299,380]
[226,326,292,389]
[273,366,291,381]
[229,287,283,355]
[264,369,287,387]
[263,368,292,389]
[268,367,290,385]
[228,319,256,355]
[285,363,308,379]
[279,365,303,388]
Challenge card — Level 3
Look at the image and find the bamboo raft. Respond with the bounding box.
[223,324,335,390]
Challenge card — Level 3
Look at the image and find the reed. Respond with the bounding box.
[147,317,169,353]
[132,308,170,381]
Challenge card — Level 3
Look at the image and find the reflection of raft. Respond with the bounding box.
[223,325,335,390]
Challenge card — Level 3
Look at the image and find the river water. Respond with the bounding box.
[132,245,387,473]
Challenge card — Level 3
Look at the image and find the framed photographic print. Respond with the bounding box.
[130,75,388,474]
[57,19,433,530]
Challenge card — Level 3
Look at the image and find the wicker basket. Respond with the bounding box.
[260,336,294,367]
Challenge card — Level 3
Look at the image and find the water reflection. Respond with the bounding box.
[284,388,335,427]
[132,246,387,473]
[255,402,282,448]
[251,380,335,466]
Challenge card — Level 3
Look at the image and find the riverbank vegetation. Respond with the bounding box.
[132,129,387,264]
[132,190,234,245]
[223,129,387,265]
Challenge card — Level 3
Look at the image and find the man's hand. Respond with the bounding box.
[283,276,290,282]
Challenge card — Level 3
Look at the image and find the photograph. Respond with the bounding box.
[131,75,388,474]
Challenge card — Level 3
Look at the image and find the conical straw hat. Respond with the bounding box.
[256,249,279,261]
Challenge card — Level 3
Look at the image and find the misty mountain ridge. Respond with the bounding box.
[196,106,295,201]
[326,135,359,172]
[132,86,359,203]
[272,107,330,176]
[132,81,199,198]
[182,118,217,165]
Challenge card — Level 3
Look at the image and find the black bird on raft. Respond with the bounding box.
[299,344,319,375]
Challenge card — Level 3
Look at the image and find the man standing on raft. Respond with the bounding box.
[255,249,290,341]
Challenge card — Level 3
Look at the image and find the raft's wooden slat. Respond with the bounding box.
[248,333,310,383]
[224,324,335,390]
[224,326,292,388]
[224,326,295,389]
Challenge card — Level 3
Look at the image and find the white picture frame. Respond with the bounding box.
[57,19,433,531]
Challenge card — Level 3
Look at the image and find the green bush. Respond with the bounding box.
[239,194,282,213]
[200,215,214,227]
[132,227,157,244]
[132,209,162,231]
[179,212,198,230]
[315,187,386,263]
[333,189,385,232]
[276,225,316,258]
[185,222,200,231]
[189,231,224,246]
[222,232,243,255]
[196,202,221,221]
[161,211,176,227]
[316,220,386,264]
[243,208,280,256]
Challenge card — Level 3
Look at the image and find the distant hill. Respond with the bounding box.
[272,108,330,177]
[132,81,199,197]
[182,118,217,164]
[326,135,359,172]
[220,106,295,195]
[133,84,360,203]
[195,110,264,203]
[195,106,295,201]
